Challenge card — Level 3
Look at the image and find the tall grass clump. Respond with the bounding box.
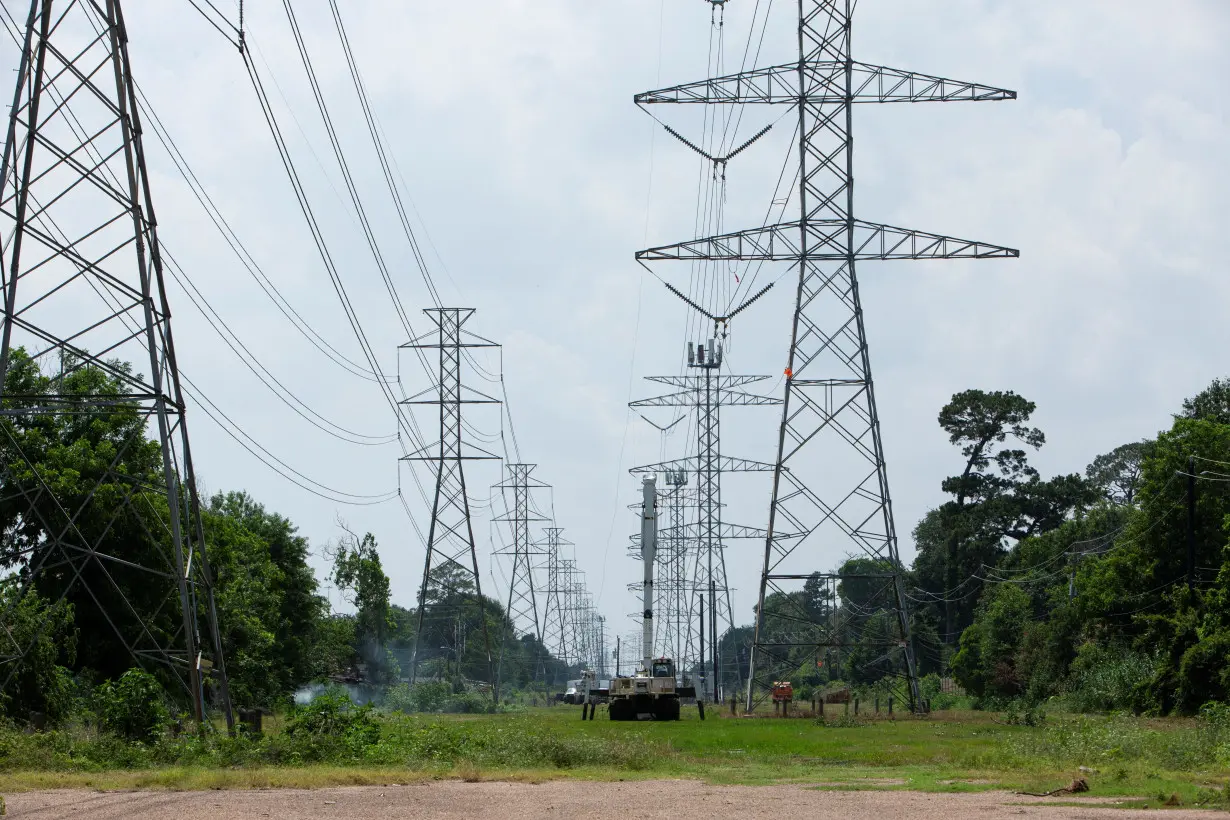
[1065,644,1159,713]
[382,682,494,715]
[1012,703,1230,770]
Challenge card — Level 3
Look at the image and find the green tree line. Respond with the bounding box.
[0,350,569,723]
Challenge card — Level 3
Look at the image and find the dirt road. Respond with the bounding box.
[4,780,1219,819]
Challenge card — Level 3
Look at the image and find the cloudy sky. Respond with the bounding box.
[5,0,1227,647]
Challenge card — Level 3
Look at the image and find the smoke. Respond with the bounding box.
[292,682,379,706]
[293,683,326,705]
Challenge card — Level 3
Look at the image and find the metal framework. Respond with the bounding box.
[538,526,573,672]
[630,345,780,701]
[636,0,1016,712]
[655,471,690,670]
[402,308,497,686]
[493,463,547,689]
[0,0,230,725]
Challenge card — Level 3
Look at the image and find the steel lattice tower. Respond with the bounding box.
[403,308,498,686]
[493,463,547,690]
[537,526,573,674]
[657,471,690,669]
[0,0,230,725]
[630,345,780,700]
[636,1,1017,711]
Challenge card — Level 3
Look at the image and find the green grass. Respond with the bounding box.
[1,707,1228,809]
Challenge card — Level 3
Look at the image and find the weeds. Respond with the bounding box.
[1,698,1228,803]
[1009,707,1230,770]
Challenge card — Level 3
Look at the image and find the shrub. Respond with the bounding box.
[284,688,379,760]
[1177,632,1230,714]
[383,682,493,714]
[0,587,77,725]
[1067,643,1160,713]
[94,669,170,742]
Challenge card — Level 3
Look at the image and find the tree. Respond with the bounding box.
[934,390,1044,642]
[1181,377,1230,424]
[0,349,181,686]
[1086,441,1154,505]
[329,527,397,683]
[951,584,1032,699]
[1081,415,1230,713]
[209,492,324,693]
[913,390,1092,644]
[0,585,76,723]
[938,389,1044,507]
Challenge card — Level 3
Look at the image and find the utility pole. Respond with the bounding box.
[710,578,718,703]
[596,616,607,679]
[0,0,231,727]
[1187,455,1196,593]
[698,592,706,702]
[403,308,499,691]
[634,0,1017,713]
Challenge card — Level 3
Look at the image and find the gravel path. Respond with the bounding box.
[4,781,1221,819]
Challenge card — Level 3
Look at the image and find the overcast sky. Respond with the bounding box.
[6,0,1227,647]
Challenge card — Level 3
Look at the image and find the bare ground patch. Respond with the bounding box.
[4,780,1223,819]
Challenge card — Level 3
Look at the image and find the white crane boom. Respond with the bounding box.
[640,475,657,670]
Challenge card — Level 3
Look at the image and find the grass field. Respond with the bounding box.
[1,707,1228,809]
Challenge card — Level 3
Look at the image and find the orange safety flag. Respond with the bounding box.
[784,367,793,379]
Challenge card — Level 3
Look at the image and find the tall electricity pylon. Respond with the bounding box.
[538,526,573,675]
[636,1,1017,712]
[493,463,548,691]
[630,341,781,700]
[0,0,230,725]
[656,471,691,669]
[403,308,498,687]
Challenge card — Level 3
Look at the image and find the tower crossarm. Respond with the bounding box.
[646,374,770,388]
[635,60,1015,106]
[630,455,777,474]
[659,521,774,541]
[632,389,781,407]
[637,219,1019,262]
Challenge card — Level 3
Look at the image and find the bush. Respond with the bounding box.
[918,673,972,711]
[1067,643,1160,713]
[383,682,494,714]
[94,669,170,742]
[0,587,77,725]
[284,688,379,760]
[1177,632,1230,714]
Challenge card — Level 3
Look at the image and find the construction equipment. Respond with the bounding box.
[562,678,584,704]
[604,477,702,721]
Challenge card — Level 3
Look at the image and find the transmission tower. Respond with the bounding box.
[492,463,547,691]
[635,1,1017,712]
[656,471,691,669]
[0,0,230,725]
[403,308,498,687]
[630,341,780,701]
[538,526,573,676]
